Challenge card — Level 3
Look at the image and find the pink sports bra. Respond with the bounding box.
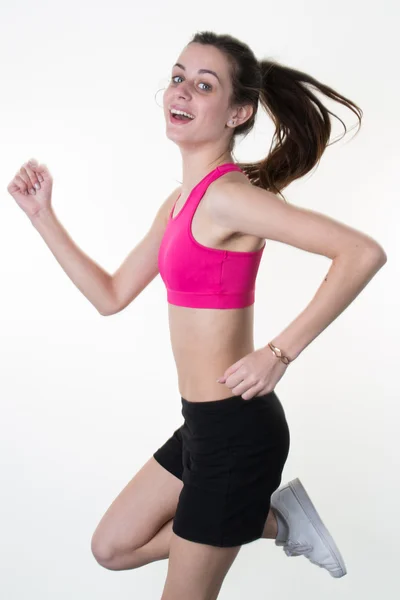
[157,162,266,309]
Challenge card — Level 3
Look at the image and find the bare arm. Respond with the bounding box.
[30,187,180,316]
[107,186,180,315]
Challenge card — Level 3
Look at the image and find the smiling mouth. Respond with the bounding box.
[169,111,195,124]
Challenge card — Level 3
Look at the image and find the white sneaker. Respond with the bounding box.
[270,477,347,578]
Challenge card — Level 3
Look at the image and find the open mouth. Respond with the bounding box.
[169,110,195,124]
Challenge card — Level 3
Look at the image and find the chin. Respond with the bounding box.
[165,124,193,142]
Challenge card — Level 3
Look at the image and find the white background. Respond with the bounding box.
[0,0,397,598]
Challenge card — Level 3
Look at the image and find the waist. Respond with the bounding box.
[168,304,255,402]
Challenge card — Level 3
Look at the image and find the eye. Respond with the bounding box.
[199,82,212,91]
[170,75,212,91]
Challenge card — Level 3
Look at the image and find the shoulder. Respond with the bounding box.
[205,170,256,224]
[206,172,285,243]
[206,170,251,210]
[205,171,267,244]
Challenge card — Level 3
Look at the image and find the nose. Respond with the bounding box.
[177,80,193,98]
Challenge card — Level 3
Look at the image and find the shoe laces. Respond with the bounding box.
[282,540,314,558]
[279,539,339,571]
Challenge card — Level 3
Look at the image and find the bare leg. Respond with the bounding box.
[103,506,278,571]
[161,532,241,600]
[261,506,279,539]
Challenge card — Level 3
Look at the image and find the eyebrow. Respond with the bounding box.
[173,63,221,84]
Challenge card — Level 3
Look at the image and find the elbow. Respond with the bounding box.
[98,301,127,316]
[335,243,388,279]
[336,234,387,265]
[368,244,387,266]
[353,240,388,266]
[98,288,122,317]
[98,304,118,317]
[378,251,388,267]
[368,236,388,264]
[357,244,388,278]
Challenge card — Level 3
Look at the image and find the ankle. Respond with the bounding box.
[273,507,289,544]
[262,508,279,539]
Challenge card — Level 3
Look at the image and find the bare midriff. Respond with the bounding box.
[168,302,256,402]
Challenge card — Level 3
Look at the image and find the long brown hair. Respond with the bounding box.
[189,31,363,202]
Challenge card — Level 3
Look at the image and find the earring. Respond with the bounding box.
[229,119,236,126]
[154,88,166,108]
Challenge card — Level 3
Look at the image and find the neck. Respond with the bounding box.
[178,148,234,197]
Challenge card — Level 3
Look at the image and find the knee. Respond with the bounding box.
[90,533,118,570]
[91,532,143,571]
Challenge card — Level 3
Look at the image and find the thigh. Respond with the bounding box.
[161,532,241,600]
[91,452,183,562]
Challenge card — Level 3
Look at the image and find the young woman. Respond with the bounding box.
[8,31,386,600]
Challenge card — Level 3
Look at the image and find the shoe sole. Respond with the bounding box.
[288,477,347,578]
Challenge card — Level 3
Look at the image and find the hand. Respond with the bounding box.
[216,345,289,400]
[7,158,53,221]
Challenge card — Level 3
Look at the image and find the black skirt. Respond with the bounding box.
[153,391,290,547]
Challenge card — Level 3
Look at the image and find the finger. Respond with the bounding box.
[221,365,245,385]
[28,159,44,183]
[18,167,36,195]
[18,165,33,187]
[224,360,244,378]
[236,378,261,397]
[241,393,254,401]
[230,379,250,397]
[241,385,261,400]
[23,162,41,190]
[15,174,31,195]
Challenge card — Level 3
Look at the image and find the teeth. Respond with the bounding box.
[170,108,195,119]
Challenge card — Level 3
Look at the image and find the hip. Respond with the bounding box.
[179,391,290,492]
[180,391,290,455]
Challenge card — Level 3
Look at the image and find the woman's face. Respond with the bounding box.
[163,43,235,147]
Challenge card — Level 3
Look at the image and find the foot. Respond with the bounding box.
[270,478,347,578]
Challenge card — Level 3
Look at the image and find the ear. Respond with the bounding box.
[230,104,253,127]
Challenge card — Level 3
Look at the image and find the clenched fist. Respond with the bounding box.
[7,158,53,220]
